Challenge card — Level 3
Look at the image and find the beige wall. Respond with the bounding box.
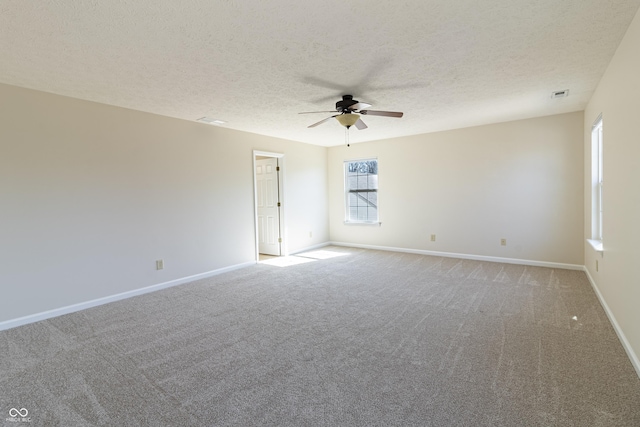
[584,7,640,373]
[0,83,329,323]
[328,112,585,266]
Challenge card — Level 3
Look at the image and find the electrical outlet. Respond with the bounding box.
[596,260,599,272]
[430,234,436,242]
[309,231,313,238]
[156,259,164,270]
[500,238,507,246]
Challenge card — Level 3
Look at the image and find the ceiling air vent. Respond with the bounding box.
[197,117,226,125]
[551,89,569,99]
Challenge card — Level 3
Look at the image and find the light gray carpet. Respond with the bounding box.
[1,246,640,426]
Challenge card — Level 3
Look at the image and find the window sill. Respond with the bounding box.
[344,221,381,226]
[587,239,603,253]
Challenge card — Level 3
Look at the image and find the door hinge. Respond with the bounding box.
[276,166,280,171]
[278,237,282,243]
[277,202,281,207]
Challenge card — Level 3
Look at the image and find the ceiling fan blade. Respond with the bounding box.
[349,102,372,111]
[300,76,347,92]
[299,110,338,114]
[354,118,368,130]
[308,115,338,128]
[360,110,403,118]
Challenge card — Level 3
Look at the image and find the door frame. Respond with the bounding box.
[253,150,286,261]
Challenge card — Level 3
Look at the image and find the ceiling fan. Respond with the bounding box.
[299,94,403,130]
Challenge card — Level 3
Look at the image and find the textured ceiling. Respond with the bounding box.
[2,1,639,146]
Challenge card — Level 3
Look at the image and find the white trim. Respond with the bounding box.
[343,221,382,226]
[591,117,604,241]
[587,239,604,253]
[583,267,640,379]
[328,242,638,378]
[0,261,255,332]
[592,113,603,129]
[344,158,379,224]
[329,241,584,270]
[253,150,287,259]
[4,243,637,381]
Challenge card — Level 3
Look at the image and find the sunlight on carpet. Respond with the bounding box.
[260,255,315,267]
[297,249,351,260]
[261,249,350,267]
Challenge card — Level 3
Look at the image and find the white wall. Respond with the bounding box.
[328,112,584,266]
[584,7,640,372]
[0,83,329,323]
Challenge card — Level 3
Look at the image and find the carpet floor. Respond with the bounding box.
[1,246,640,426]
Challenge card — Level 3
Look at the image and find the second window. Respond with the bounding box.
[345,158,379,223]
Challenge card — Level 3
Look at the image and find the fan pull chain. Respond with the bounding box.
[345,126,350,147]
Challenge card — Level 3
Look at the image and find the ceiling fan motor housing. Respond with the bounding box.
[336,94,357,112]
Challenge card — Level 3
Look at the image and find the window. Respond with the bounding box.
[592,116,603,242]
[345,159,378,223]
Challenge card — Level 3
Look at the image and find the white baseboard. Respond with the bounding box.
[583,267,640,379]
[3,243,638,380]
[329,241,639,379]
[0,261,255,332]
[329,241,584,270]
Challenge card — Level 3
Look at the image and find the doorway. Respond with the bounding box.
[253,151,285,261]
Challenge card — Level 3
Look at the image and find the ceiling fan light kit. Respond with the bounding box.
[336,113,360,128]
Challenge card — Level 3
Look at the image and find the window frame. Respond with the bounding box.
[589,115,604,252]
[344,158,380,225]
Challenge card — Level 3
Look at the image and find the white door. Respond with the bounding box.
[256,157,281,255]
